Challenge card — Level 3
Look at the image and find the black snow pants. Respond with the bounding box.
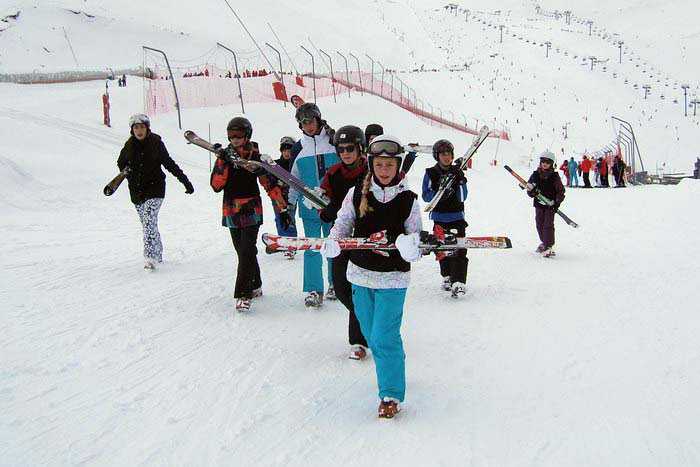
[332,251,368,347]
[229,225,262,299]
[435,219,469,285]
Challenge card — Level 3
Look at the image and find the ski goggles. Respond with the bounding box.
[228,131,247,140]
[368,140,403,157]
[336,145,357,154]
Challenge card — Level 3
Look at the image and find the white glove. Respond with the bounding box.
[320,239,341,259]
[301,187,328,210]
[395,232,422,262]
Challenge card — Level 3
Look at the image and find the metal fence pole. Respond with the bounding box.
[142,46,181,129]
[216,42,245,114]
[300,45,316,103]
[265,42,286,107]
[365,54,374,93]
[349,53,363,96]
[319,49,336,103]
[337,51,351,98]
[377,61,385,98]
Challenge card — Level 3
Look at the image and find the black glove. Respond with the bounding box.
[551,202,560,212]
[184,180,195,194]
[319,208,332,224]
[280,210,294,230]
[454,156,464,167]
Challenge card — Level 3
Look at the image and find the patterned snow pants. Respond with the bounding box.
[135,198,164,262]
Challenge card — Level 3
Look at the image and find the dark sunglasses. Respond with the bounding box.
[336,145,357,154]
[368,140,403,157]
[540,159,553,164]
[228,133,246,140]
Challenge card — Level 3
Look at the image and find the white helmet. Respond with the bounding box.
[539,150,556,166]
[129,113,150,129]
[367,134,405,165]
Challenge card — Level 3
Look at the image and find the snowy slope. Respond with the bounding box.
[2,1,700,466]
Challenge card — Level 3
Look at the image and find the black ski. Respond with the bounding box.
[504,165,579,228]
[103,167,130,196]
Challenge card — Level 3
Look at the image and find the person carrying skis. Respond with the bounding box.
[210,117,293,311]
[117,113,194,270]
[269,136,298,259]
[318,125,370,360]
[527,151,566,258]
[288,103,340,307]
[320,134,423,419]
[421,139,469,297]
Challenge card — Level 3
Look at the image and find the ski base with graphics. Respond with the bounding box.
[184,130,329,209]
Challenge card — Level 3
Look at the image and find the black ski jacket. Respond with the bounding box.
[117,132,191,205]
[527,168,565,209]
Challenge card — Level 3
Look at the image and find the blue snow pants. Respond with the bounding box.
[569,171,579,187]
[274,209,298,237]
[351,285,407,402]
[301,216,332,292]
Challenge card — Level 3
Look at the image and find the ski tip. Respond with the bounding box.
[184,130,196,141]
[504,237,513,249]
[503,165,513,172]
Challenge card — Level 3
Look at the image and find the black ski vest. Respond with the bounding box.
[220,142,264,201]
[349,187,417,273]
[425,164,465,214]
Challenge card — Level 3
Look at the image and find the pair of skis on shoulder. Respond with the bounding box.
[504,165,579,228]
[263,225,512,260]
[184,130,329,209]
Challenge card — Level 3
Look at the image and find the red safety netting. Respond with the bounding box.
[146,66,509,140]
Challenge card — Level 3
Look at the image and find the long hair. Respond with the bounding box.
[358,171,374,218]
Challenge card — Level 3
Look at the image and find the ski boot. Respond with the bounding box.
[304,291,323,308]
[236,298,252,311]
[252,287,263,299]
[144,258,156,270]
[442,277,452,291]
[326,286,337,301]
[542,248,556,258]
[451,282,467,298]
[378,397,401,419]
[535,243,546,253]
[348,345,367,360]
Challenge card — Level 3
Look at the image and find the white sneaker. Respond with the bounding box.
[326,286,336,301]
[252,287,263,298]
[236,298,251,311]
[304,291,323,308]
[348,345,367,360]
[144,259,156,270]
[542,248,556,258]
[451,282,467,298]
[284,250,296,260]
[442,277,452,291]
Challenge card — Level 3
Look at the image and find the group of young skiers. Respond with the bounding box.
[113,105,568,419]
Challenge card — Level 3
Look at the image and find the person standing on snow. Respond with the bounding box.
[527,151,566,258]
[288,103,340,307]
[421,139,469,298]
[319,125,370,360]
[116,113,194,270]
[268,136,299,259]
[210,117,293,312]
[567,156,579,187]
[581,155,592,188]
[320,134,423,419]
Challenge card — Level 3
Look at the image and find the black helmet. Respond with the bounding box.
[432,139,454,160]
[333,125,366,151]
[364,123,384,142]
[295,103,322,127]
[226,116,253,138]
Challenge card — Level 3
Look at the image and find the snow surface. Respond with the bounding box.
[2,1,700,466]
